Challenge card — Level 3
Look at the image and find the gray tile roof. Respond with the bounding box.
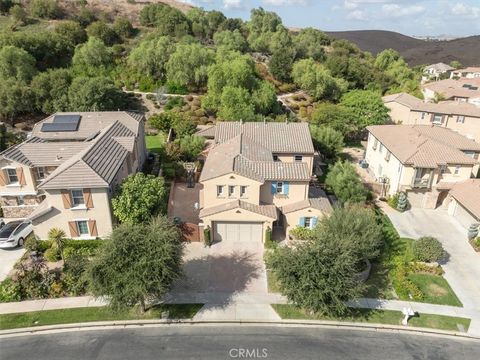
[0,112,144,190]
[199,133,311,182]
[199,200,277,219]
[214,121,314,154]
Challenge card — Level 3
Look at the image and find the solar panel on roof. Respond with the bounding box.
[41,123,79,132]
[53,115,81,124]
[41,115,81,132]
[462,84,471,88]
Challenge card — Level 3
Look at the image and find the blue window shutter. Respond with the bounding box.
[271,182,277,194]
[299,217,305,227]
[284,182,289,195]
[311,217,318,228]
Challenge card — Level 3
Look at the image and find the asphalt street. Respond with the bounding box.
[1,325,479,360]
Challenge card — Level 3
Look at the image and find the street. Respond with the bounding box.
[1,325,479,360]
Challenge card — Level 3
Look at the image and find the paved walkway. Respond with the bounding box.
[0,248,25,282]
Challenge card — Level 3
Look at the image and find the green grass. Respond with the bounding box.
[408,274,462,307]
[0,304,203,330]
[145,133,166,154]
[272,305,470,332]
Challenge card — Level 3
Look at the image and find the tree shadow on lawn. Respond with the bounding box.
[169,250,263,310]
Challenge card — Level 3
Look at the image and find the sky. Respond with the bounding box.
[179,0,480,37]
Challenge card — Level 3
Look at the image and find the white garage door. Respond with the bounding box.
[213,222,263,243]
[453,203,478,228]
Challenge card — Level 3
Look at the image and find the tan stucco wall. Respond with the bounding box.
[275,153,314,173]
[0,159,38,195]
[32,188,113,240]
[284,207,326,238]
[386,101,480,142]
[259,181,309,207]
[200,174,262,207]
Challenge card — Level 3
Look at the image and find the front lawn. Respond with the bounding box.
[272,304,470,332]
[145,133,166,154]
[408,274,462,307]
[0,304,203,330]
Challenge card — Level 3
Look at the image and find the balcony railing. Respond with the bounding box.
[412,178,430,189]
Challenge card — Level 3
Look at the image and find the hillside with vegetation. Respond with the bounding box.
[0,0,422,146]
[327,30,480,66]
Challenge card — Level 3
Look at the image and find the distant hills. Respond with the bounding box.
[326,30,480,67]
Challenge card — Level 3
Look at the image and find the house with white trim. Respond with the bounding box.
[0,112,146,239]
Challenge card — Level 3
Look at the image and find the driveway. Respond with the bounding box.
[169,239,279,320]
[384,206,480,312]
[0,247,24,281]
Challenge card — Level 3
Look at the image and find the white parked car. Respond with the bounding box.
[0,221,33,249]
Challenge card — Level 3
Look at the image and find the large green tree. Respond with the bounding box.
[139,3,190,38]
[213,30,247,52]
[0,78,33,121]
[87,216,183,312]
[340,90,389,129]
[112,173,168,225]
[86,21,119,46]
[67,76,125,111]
[54,20,87,47]
[166,43,214,89]
[31,68,72,114]
[292,59,346,101]
[310,102,358,138]
[325,161,368,204]
[0,45,37,83]
[72,37,113,76]
[128,36,174,82]
[294,28,329,61]
[218,86,256,121]
[310,126,344,160]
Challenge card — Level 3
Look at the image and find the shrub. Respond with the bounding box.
[166,81,188,95]
[164,96,185,110]
[289,226,315,241]
[62,254,89,296]
[13,260,57,299]
[0,278,21,302]
[467,223,479,240]
[387,193,399,209]
[44,247,60,262]
[413,237,446,263]
[265,227,276,249]
[37,240,53,252]
[397,192,408,212]
[203,226,212,247]
[24,236,39,252]
[391,259,423,300]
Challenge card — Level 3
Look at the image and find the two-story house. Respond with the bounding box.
[365,125,480,209]
[422,63,454,83]
[0,112,146,239]
[383,92,480,141]
[422,78,480,106]
[450,67,480,79]
[198,121,332,243]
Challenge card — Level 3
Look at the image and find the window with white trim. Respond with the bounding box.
[216,185,225,197]
[421,112,427,120]
[454,165,460,175]
[294,155,303,162]
[304,217,311,228]
[240,185,247,198]
[36,167,45,180]
[276,182,283,194]
[6,169,18,183]
[432,114,443,124]
[76,221,89,236]
[228,185,235,198]
[456,115,465,123]
[71,189,84,207]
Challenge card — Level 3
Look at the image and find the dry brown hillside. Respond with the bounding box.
[60,0,194,25]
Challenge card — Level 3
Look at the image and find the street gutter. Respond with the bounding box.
[1,319,479,341]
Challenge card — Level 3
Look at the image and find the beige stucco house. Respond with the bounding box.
[422,78,480,106]
[0,112,146,239]
[383,92,480,142]
[422,63,454,83]
[446,179,480,229]
[197,121,332,243]
[450,67,480,80]
[364,125,480,209]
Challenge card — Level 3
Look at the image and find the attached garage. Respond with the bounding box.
[213,221,263,243]
[448,180,480,229]
[448,199,478,228]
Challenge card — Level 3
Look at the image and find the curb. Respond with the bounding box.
[1,319,479,341]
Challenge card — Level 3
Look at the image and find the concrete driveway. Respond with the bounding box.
[169,239,280,320]
[0,247,24,281]
[385,207,480,312]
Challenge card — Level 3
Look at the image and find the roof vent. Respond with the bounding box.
[55,155,62,161]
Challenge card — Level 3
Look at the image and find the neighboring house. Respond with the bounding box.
[0,112,146,239]
[422,78,480,106]
[383,92,480,141]
[422,63,454,82]
[451,67,480,79]
[446,179,480,229]
[364,125,480,209]
[198,121,332,243]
